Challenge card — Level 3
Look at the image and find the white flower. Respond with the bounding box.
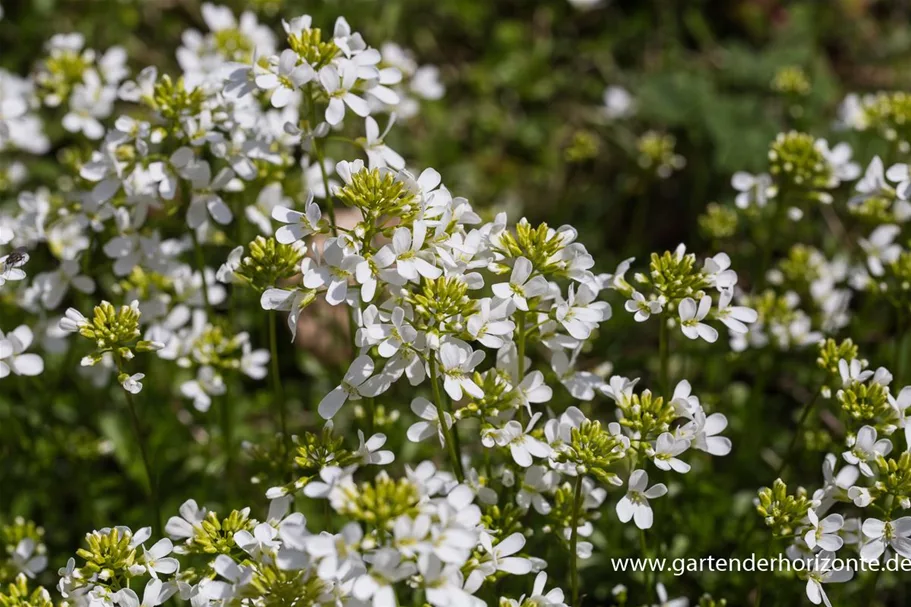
[407,396,452,445]
[246,183,289,235]
[362,116,405,170]
[616,469,667,530]
[860,517,911,561]
[848,485,873,508]
[142,538,179,578]
[438,341,485,400]
[273,191,322,244]
[261,285,312,341]
[482,415,552,467]
[555,284,610,340]
[256,49,315,108]
[165,499,207,542]
[355,430,394,465]
[715,290,758,335]
[352,548,416,607]
[180,366,227,412]
[121,372,146,394]
[516,370,553,414]
[466,298,514,349]
[491,257,548,312]
[731,171,774,209]
[235,523,279,560]
[843,425,891,477]
[651,432,691,473]
[464,532,533,593]
[624,291,663,322]
[678,296,718,343]
[677,409,731,456]
[516,466,558,517]
[373,223,441,282]
[818,140,860,183]
[603,85,634,119]
[318,354,376,418]
[805,551,852,607]
[240,343,270,380]
[0,248,28,286]
[320,60,370,126]
[305,522,364,580]
[115,578,175,607]
[550,349,602,400]
[303,240,363,306]
[0,325,44,378]
[838,358,872,386]
[11,539,47,578]
[886,162,911,200]
[859,224,901,277]
[804,509,844,551]
[703,253,738,291]
[301,465,351,499]
[32,260,95,310]
[182,161,235,228]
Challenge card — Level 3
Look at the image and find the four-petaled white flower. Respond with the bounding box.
[0,326,44,378]
[678,296,718,343]
[861,517,911,562]
[842,425,891,477]
[804,509,845,552]
[318,354,378,419]
[624,291,663,322]
[492,257,548,312]
[616,469,667,530]
[256,49,316,108]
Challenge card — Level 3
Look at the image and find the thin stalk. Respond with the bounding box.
[569,475,584,606]
[775,388,821,478]
[517,312,527,424]
[307,82,338,235]
[121,380,162,532]
[429,357,464,482]
[189,229,214,318]
[517,313,527,379]
[219,393,235,501]
[640,529,655,604]
[366,397,376,436]
[269,313,291,478]
[659,314,669,397]
[759,192,787,288]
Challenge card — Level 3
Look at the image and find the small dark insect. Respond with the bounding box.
[3,246,29,269]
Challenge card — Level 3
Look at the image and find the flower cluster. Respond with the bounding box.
[7,2,911,607]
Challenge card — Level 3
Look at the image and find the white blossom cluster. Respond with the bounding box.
[757,354,911,607]
[10,3,911,607]
[0,5,744,606]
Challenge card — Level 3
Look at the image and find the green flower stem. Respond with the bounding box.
[220,393,235,501]
[307,82,337,236]
[429,356,464,482]
[118,367,162,533]
[517,312,527,423]
[189,228,214,319]
[759,187,788,288]
[569,474,583,606]
[517,312,527,380]
[659,313,669,397]
[640,529,655,604]
[366,397,376,436]
[268,313,291,479]
[775,387,822,478]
